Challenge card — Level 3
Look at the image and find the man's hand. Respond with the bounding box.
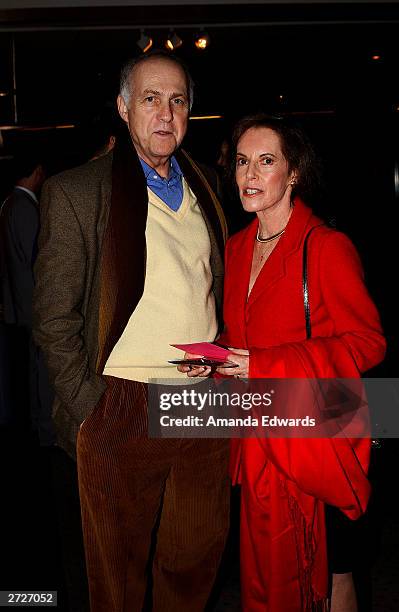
[176,352,212,377]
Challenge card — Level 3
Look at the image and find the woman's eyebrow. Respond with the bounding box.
[236,152,277,157]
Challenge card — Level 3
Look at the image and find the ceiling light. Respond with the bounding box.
[165,31,183,51]
[194,31,210,50]
[136,30,153,53]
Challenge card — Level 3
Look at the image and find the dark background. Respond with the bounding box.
[1,1,397,374]
[0,3,398,609]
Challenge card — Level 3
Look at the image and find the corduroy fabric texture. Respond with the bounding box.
[77,375,230,612]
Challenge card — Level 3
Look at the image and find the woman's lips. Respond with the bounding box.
[243,188,263,197]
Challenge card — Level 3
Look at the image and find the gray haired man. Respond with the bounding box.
[33,51,230,611]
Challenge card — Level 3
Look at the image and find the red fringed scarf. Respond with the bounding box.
[229,341,371,611]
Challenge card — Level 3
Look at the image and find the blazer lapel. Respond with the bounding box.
[175,150,227,255]
[176,149,227,322]
[97,130,148,373]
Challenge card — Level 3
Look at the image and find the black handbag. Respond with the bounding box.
[302,224,325,341]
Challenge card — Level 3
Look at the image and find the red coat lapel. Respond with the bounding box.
[223,221,255,348]
[247,199,315,310]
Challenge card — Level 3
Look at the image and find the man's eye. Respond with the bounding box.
[145,96,155,103]
[173,98,185,105]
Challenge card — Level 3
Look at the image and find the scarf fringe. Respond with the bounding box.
[312,600,329,612]
[280,478,328,612]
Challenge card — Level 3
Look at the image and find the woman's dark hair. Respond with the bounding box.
[231,113,322,201]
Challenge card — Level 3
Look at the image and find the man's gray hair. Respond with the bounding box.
[119,50,194,111]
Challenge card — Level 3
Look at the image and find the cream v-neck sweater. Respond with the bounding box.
[103,179,217,382]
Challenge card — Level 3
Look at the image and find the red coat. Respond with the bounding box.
[220,199,386,611]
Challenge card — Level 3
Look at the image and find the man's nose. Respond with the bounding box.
[158,101,173,123]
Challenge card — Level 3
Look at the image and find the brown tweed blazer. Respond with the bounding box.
[33,131,227,458]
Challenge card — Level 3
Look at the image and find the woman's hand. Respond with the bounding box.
[176,352,212,378]
[217,348,249,378]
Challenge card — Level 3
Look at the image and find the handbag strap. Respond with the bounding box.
[302,224,325,340]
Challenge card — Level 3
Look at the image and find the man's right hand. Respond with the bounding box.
[177,352,212,377]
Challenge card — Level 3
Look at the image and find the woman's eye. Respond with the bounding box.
[262,157,273,165]
[236,158,247,166]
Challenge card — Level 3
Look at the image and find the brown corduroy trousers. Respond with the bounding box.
[77,376,230,612]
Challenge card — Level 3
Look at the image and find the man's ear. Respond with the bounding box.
[117,94,129,124]
[33,164,46,188]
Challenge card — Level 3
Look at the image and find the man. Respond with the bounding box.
[85,105,118,161]
[1,152,55,444]
[33,51,230,611]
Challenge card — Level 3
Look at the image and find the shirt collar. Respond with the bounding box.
[14,186,39,204]
[139,156,182,183]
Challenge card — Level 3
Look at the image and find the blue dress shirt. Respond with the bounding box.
[139,156,183,212]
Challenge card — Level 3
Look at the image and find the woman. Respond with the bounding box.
[182,114,386,611]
